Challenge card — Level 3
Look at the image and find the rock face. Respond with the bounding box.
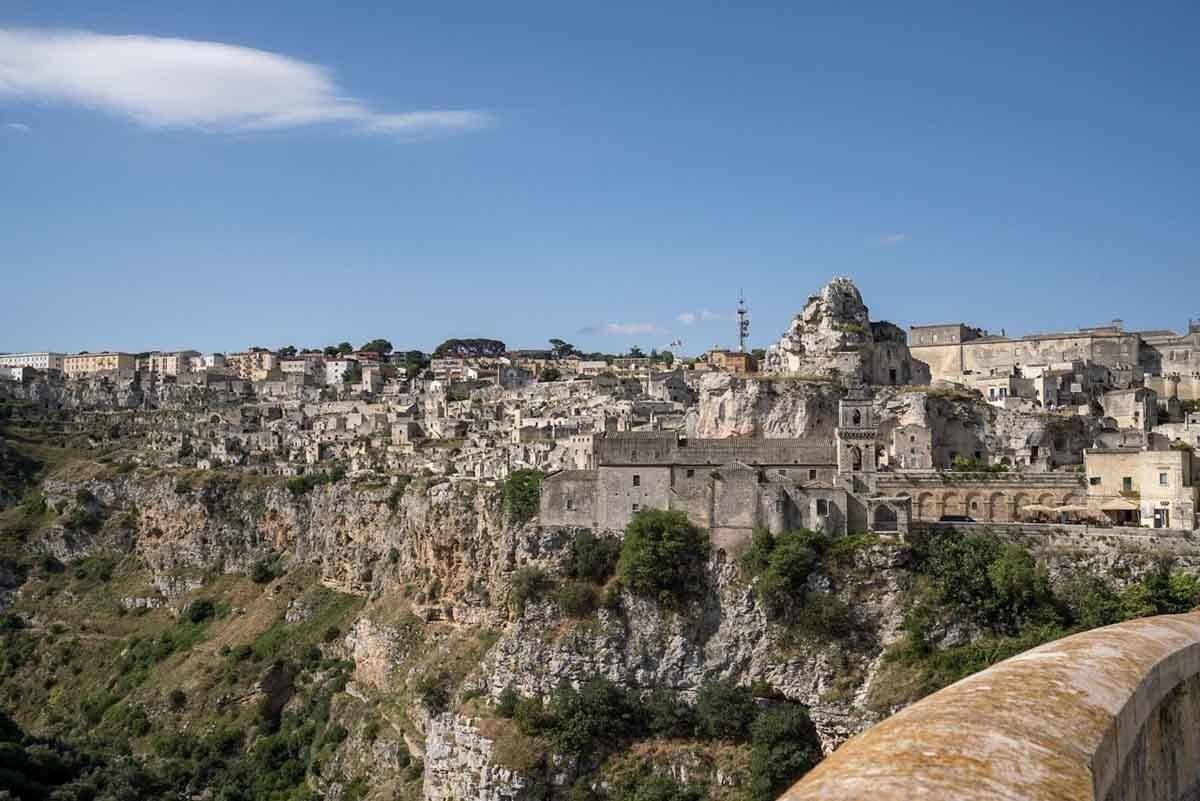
[689,374,1100,469]
[480,551,909,749]
[764,277,931,386]
[425,714,536,801]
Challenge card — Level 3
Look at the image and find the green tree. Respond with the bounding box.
[616,510,709,605]
[539,366,562,382]
[502,469,544,524]
[747,705,821,801]
[567,531,621,584]
[549,339,578,359]
[360,338,394,355]
[694,677,757,742]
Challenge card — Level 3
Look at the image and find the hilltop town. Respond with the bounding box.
[4,276,1199,534]
[4,277,1200,801]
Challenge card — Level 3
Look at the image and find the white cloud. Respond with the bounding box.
[4,122,31,133]
[882,232,908,245]
[677,309,733,325]
[0,28,490,136]
[604,322,662,336]
[578,321,664,336]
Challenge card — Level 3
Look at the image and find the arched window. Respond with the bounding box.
[852,409,862,425]
[850,445,863,472]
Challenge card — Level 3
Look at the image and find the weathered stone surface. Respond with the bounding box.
[781,612,1200,801]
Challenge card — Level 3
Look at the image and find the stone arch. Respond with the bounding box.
[965,493,984,518]
[1038,493,1056,507]
[988,492,1009,522]
[1012,493,1031,517]
[849,445,863,472]
[942,493,964,516]
[917,493,936,520]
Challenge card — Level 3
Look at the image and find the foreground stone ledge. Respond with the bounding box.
[780,612,1200,801]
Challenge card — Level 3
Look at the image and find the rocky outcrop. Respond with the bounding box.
[763,277,930,386]
[480,547,910,748]
[425,713,539,801]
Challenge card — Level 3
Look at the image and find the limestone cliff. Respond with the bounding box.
[763,277,930,386]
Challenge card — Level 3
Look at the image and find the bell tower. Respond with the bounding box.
[836,385,878,478]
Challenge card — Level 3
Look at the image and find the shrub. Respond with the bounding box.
[184,599,216,624]
[503,470,544,524]
[510,566,554,614]
[415,670,451,713]
[322,625,340,643]
[496,686,520,718]
[168,689,187,710]
[694,678,757,742]
[555,581,599,618]
[644,688,695,738]
[513,696,551,736]
[747,705,821,801]
[250,560,277,585]
[548,678,646,754]
[616,510,709,606]
[567,531,621,583]
[610,771,704,801]
[387,475,412,514]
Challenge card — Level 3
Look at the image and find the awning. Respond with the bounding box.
[1099,497,1139,512]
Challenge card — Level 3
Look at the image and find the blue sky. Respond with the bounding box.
[2,2,1198,356]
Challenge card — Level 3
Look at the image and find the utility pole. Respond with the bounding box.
[737,290,750,353]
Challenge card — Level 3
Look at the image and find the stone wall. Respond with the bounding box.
[780,612,1200,801]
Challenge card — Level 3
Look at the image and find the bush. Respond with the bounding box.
[415,671,451,713]
[513,696,551,736]
[555,581,599,618]
[250,560,277,585]
[503,470,545,524]
[168,689,187,710]
[184,599,216,624]
[548,678,646,755]
[610,770,704,801]
[747,705,821,801]
[616,510,709,606]
[644,688,695,738]
[387,475,412,514]
[567,531,621,584]
[694,678,757,742]
[496,686,519,718]
[510,566,554,614]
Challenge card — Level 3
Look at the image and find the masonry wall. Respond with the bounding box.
[781,613,1200,801]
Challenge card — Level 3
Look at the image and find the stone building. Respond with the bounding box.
[0,352,65,371]
[1084,445,1199,529]
[540,389,906,543]
[63,352,136,376]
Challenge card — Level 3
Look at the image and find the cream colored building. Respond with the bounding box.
[63,352,135,377]
[149,350,201,376]
[1084,446,1199,530]
[0,352,65,371]
[226,351,278,381]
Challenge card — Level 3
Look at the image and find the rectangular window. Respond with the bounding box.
[816,499,829,516]
[1160,472,1169,486]
[777,468,787,476]
[632,474,640,487]
[686,469,695,478]
[1089,476,1102,486]
[565,498,575,511]
[809,469,817,480]
[632,503,640,512]
[1123,477,1133,493]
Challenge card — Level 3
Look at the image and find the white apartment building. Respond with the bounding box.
[0,352,65,371]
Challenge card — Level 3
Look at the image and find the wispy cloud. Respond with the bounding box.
[881,232,908,245]
[677,309,733,325]
[4,122,31,133]
[578,322,664,337]
[0,28,490,137]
